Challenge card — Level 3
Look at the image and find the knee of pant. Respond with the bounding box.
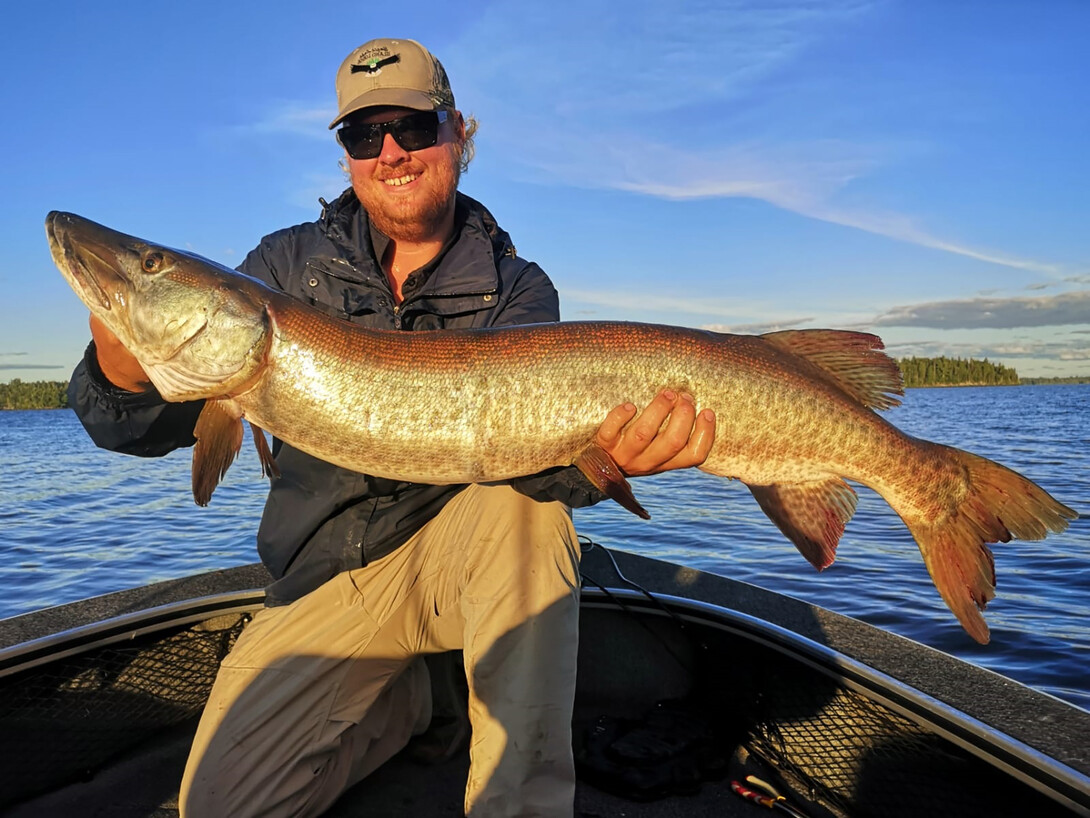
[474,488,576,560]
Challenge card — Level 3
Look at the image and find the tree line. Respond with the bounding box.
[896,356,1020,387]
[0,379,69,409]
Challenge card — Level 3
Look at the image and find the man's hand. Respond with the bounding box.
[596,390,715,477]
[89,314,152,392]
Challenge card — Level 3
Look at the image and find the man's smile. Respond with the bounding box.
[383,173,420,187]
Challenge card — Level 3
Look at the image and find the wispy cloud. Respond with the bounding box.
[236,103,332,140]
[0,363,64,371]
[885,338,1090,362]
[456,0,1066,278]
[561,288,751,319]
[872,290,1090,329]
[700,319,815,335]
[604,145,1064,276]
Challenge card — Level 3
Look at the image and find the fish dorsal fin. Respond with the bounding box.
[749,478,859,570]
[192,399,246,506]
[760,329,904,410]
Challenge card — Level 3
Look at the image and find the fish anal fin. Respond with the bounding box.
[575,444,650,520]
[760,329,904,411]
[249,422,280,480]
[749,478,858,570]
[192,399,245,506]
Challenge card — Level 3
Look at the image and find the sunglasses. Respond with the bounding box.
[337,110,449,160]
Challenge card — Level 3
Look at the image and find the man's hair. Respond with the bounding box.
[455,113,479,174]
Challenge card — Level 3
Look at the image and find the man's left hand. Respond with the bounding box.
[596,390,716,477]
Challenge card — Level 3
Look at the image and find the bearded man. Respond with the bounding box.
[69,38,715,817]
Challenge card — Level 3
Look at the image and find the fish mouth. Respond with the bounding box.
[46,211,133,312]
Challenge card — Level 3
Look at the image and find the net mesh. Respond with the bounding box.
[699,625,1069,818]
[0,613,246,805]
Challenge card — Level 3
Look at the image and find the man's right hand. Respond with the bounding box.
[89,314,152,392]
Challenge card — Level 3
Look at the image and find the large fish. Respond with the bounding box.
[46,211,1076,644]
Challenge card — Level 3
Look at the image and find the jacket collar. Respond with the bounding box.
[319,189,511,297]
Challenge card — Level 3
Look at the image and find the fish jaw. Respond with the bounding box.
[47,211,136,319]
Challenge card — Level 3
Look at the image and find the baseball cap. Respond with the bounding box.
[330,38,455,129]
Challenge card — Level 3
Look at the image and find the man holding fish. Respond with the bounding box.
[67,38,716,817]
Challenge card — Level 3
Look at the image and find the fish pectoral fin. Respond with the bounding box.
[749,478,858,570]
[192,399,245,506]
[759,329,904,411]
[248,422,280,480]
[575,445,650,520]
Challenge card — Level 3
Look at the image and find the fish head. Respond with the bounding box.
[46,211,271,401]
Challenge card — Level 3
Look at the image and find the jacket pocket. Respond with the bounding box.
[298,257,388,319]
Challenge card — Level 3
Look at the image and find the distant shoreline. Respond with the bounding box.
[909,379,1090,388]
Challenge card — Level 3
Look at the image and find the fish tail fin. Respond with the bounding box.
[904,448,1077,644]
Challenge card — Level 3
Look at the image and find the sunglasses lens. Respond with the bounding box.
[390,111,440,151]
[338,125,383,160]
[338,111,443,160]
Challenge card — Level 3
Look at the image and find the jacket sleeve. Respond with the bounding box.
[67,342,204,456]
[494,258,608,509]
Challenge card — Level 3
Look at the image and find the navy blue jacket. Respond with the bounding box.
[69,190,604,604]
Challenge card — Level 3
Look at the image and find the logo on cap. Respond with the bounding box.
[352,52,400,76]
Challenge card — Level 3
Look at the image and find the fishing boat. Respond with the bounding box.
[1,540,1087,817]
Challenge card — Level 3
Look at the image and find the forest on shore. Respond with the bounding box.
[896,356,1020,387]
[0,379,69,409]
[2,358,1089,409]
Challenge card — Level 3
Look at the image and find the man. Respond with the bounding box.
[69,38,715,816]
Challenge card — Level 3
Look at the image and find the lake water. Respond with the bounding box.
[1,385,1087,710]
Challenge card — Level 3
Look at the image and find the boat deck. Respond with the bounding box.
[1,547,1087,817]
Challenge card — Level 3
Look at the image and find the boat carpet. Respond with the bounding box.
[2,718,768,817]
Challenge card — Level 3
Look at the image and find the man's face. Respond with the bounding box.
[343,106,465,242]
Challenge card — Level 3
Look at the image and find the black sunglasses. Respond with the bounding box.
[337,110,449,160]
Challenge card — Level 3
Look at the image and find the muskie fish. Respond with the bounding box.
[47,211,1077,644]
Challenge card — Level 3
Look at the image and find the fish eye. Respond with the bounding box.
[142,252,164,273]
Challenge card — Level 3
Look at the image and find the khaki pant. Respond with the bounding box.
[179,484,581,817]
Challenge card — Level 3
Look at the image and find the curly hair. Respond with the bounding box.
[456,113,478,174]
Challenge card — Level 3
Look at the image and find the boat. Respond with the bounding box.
[1,539,1087,817]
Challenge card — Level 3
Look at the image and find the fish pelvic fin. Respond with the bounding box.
[760,329,904,411]
[749,478,858,570]
[249,422,281,481]
[575,445,650,520]
[906,447,1077,645]
[191,399,246,506]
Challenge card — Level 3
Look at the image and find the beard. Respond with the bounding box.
[353,144,462,242]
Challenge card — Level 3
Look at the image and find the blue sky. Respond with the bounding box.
[2,0,1088,382]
